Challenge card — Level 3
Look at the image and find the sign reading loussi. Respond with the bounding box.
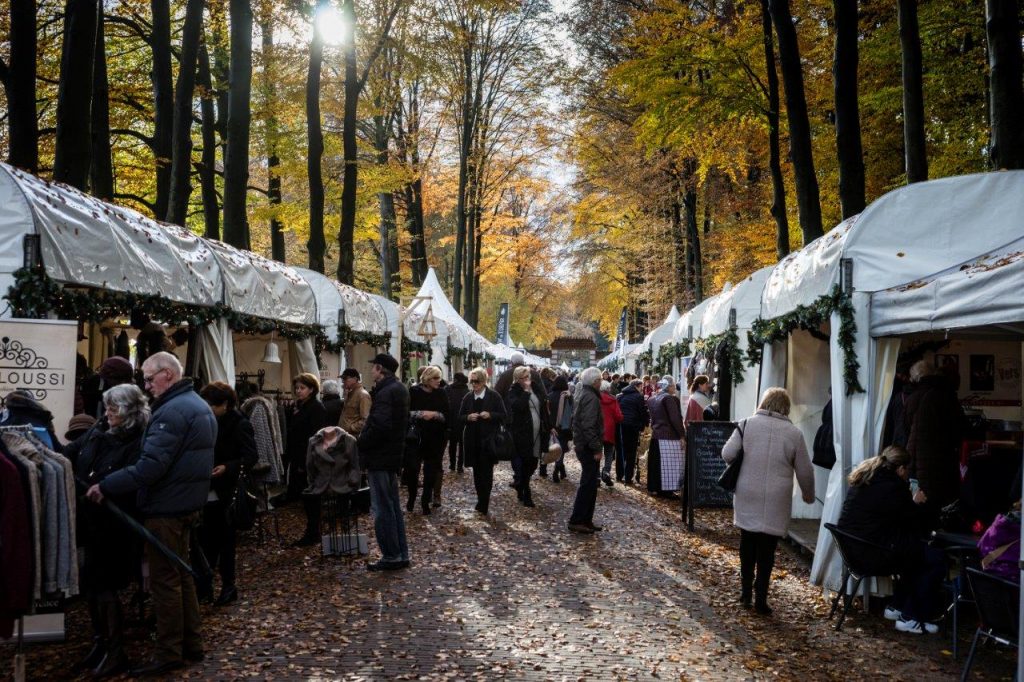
[0,319,78,439]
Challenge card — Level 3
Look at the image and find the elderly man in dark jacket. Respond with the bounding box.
[617,379,649,484]
[357,353,411,572]
[87,352,215,676]
[568,367,605,534]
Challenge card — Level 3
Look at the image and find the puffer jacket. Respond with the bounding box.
[616,384,649,429]
[357,375,409,471]
[100,379,216,517]
[572,384,603,453]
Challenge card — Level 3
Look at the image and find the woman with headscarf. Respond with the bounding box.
[646,376,685,498]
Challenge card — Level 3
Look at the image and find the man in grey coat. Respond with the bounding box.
[88,352,216,676]
[568,367,604,534]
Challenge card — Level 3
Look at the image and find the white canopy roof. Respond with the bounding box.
[0,163,222,306]
[672,297,716,342]
[205,240,316,325]
[627,306,681,359]
[702,266,773,336]
[292,267,389,343]
[763,171,1024,319]
[871,237,1024,336]
[416,268,489,352]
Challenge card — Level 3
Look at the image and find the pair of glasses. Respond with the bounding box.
[470,379,483,385]
[143,368,167,385]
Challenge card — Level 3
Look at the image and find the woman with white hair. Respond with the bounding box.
[66,384,150,677]
[568,367,604,533]
[506,365,551,507]
[646,375,685,498]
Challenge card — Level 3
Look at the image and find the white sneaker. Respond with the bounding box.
[883,606,902,621]
[895,619,924,634]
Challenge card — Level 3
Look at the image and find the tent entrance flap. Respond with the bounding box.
[788,328,831,520]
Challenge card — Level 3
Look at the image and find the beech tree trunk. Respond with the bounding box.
[4,0,39,172]
[197,44,220,240]
[760,0,789,259]
[453,41,475,315]
[402,82,428,287]
[768,0,823,244]
[90,7,113,201]
[898,0,928,183]
[337,0,359,284]
[682,158,702,304]
[985,0,1024,170]
[222,0,253,249]
[263,20,286,263]
[166,0,205,225]
[670,196,686,305]
[150,0,173,218]
[375,113,395,299]
[832,0,865,218]
[305,4,326,272]
[54,0,98,190]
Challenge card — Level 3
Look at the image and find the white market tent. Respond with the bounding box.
[625,305,682,373]
[601,342,639,372]
[701,266,774,421]
[668,297,717,383]
[751,170,1024,591]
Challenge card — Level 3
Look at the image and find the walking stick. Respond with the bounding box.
[76,477,199,580]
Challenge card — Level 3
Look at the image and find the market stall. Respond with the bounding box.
[669,296,717,390]
[626,306,679,376]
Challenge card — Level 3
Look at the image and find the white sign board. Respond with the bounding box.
[0,319,78,440]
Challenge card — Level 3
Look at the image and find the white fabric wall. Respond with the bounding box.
[197,319,235,385]
[730,334,759,421]
[346,343,378,377]
[289,338,318,379]
[787,330,831,519]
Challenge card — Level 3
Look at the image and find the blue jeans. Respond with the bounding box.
[367,470,409,562]
[569,445,600,525]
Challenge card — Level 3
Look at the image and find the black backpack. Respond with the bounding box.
[812,399,836,469]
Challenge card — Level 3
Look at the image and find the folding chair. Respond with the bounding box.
[960,567,1019,681]
[824,522,899,631]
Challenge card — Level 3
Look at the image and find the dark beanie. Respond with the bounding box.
[99,356,134,383]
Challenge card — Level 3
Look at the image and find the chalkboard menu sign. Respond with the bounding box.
[685,421,737,530]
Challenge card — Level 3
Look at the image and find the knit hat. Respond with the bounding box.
[65,414,97,441]
[99,356,134,383]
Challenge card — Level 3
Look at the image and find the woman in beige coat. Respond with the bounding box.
[722,387,814,615]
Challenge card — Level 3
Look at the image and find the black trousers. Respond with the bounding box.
[621,425,642,483]
[739,529,780,601]
[199,501,238,589]
[473,463,495,513]
[406,442,444,510]
[448,435,464,470]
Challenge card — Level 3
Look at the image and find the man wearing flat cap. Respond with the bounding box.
[357,354,411,571]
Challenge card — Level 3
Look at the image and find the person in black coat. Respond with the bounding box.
[321,380,344,427]
[445,373,470,472]
[838,446,945,633]
[545,376,572,483]
[198,382,257,606]
[406,366,451,515]
[616,379,649,484]
[459,367,507,516]
[506,366,551,507]
[66,384,148,677]
[286,373,328,546]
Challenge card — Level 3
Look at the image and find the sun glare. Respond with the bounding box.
[314,6,348,46]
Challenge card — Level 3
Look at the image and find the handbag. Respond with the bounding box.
[228,462,258,531]
[717,421,745,493]
[542,440,562,465]
[485,424,514,462]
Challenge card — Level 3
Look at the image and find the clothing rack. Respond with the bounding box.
[236,369,266,393]
[2,424,36,682]
[320,492,366,559]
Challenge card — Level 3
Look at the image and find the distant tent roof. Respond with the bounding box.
[206,240,316,325]
[703,266,773,336]
[416,268,490,352]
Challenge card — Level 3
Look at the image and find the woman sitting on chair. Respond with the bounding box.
[837,446,945,635]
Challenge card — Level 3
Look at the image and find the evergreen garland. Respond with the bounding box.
[5,266,321,339]
[636,349,653,370]
[444,344,468,367]
[694,329,744,384]
[745,285,863,394]
[654,340,692,376]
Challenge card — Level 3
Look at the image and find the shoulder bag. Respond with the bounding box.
[717,420,745,493]
[485,423,514,462]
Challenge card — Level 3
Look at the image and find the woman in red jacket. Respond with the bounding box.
[599,381,624,487]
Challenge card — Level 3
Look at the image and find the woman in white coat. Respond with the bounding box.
[722,387,814,615]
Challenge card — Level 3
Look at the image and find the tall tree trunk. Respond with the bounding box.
[222,0,253,249]
[898,0,928,183]
[682,158,702,304]
[305,1,326,272]
[400,81,428,287]
[89,6,113,200]
[375,114,395,299]
[54,0,98,190]
[760,0,789,259]
[197,44,220,240]
[337,0,359,284]
[768,0,823,244]
[166,0,205,225]
[453,41,475,314]
[209,0,230,141]
[150,0,173,218]
[670,197,686,306]
[985,0,1024,170]
[832,0,865,218]
[5,0,39,172]
[263,20,285,262]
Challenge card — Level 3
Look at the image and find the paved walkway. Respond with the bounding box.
[6,459,1015,680]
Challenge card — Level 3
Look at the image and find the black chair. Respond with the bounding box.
[960,567,1019,681]
[824,523,899,631]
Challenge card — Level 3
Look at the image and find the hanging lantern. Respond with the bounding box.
[417,304,437,342]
